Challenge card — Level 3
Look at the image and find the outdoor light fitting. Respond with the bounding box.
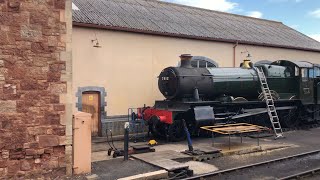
[91,38,102,48]
[91,33,102,48]
[241,47,251,58]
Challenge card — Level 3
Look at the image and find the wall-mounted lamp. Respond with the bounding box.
[91,38,102,48]
[241,47,252,58]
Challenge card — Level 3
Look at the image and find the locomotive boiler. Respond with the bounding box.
[159,54,260,101]
[137,54,320,141]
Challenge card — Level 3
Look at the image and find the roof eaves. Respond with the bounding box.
[72,22,320,53]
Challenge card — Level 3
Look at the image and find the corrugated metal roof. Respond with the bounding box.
[72,0,320,52]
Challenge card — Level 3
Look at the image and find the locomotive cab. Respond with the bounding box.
[313,64,320,104]
[300,66,314,104]
[271,60,315,104]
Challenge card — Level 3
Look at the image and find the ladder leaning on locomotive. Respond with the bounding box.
[134,54,320,141]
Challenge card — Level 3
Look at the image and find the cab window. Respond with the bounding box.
[309,69,314,78]
[315,67,320,77]
[295,67,299,76]
[301,68,308,81]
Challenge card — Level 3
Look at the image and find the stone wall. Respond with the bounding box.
[0,0,72,178]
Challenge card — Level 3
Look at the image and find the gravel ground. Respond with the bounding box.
[68,158,160,180]
[73,128,320,180]
[91,158,160,180]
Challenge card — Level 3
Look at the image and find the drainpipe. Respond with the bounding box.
[233,41,239,67]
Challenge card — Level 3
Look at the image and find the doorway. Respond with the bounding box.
[82,92,101,137]
[76,86,107,137]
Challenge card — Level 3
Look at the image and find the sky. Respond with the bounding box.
[161,0,320,42]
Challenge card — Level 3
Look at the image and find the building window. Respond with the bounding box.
[191,60,216,68]
[178,56,219,68]
[206,61,216,68]
[192,56,218,68]
[191,61,198,67]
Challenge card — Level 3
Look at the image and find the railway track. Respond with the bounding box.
[184,150,320,180]
[279,167,320,180]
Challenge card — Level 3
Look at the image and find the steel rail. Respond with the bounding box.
[279,167,320,180]
[183,149,320,180]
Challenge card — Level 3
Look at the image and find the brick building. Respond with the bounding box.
[0,0,73,178]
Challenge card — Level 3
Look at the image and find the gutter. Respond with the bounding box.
[73,22,320,53]
[233,41,238,67]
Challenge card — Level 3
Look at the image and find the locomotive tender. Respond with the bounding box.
[138,54,320,141]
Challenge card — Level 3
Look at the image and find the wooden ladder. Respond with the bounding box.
[255,67,284,139]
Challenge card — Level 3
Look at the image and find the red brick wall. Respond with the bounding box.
[0,0,68,178]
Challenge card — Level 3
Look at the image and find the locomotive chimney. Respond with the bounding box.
[180,54,193,68]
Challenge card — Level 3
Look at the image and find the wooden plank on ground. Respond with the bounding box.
[152,159,188,171]
[118,170,168,180]
[133,150,190,161]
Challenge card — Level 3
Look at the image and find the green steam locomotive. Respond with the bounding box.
[138,55,320,141]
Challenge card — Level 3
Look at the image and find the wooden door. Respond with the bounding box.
[82,92,100,136]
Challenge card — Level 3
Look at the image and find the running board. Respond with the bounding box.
[230,106,297,120]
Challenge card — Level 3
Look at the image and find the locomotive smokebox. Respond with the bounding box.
[180,54,193,68]
[158,54,213,100]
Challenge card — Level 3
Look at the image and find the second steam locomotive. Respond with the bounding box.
[136,54,320,141]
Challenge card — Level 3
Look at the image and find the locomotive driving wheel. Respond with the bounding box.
[303,105,320,124]
[168,120,186,142]
[149,116,166,138]
[232,97,248,102]
[280,96,300,128]
[279,109,300,128]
